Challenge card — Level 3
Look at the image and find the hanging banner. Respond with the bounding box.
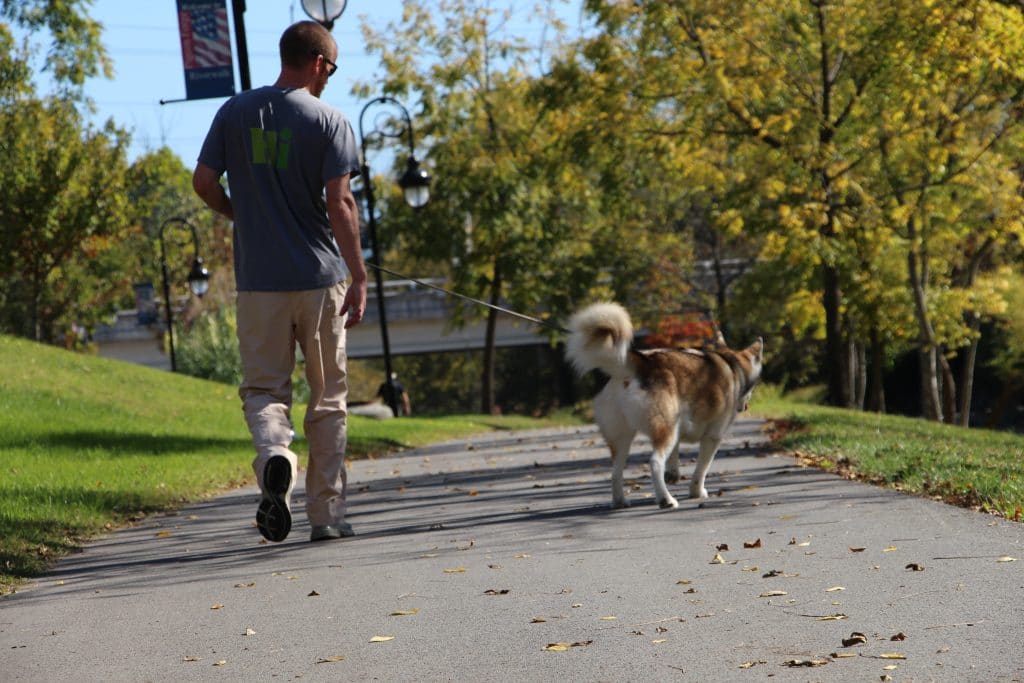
[176,0,235,100]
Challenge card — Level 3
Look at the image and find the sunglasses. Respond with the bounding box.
[311,50,337,77]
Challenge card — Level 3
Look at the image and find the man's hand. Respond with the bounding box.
[341,277,368,329]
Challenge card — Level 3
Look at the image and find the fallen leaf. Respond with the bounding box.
[183,656,200,662]
[881,676,893,682]
[155,531,173,538]
[883,546,898,552]
[213,660,227,667]
[879,653,906,660]
[308,590,321,596]
[738,660,766,669]
[717,543,730,551]
[468,490,479,496]
[710,553,726,564]
[744,539,762,549]
[243,628,256,636]
[652,639,667,644]
[891,632,907,641]
[831,652,857,659]
[742,565,759,572]
[484,589,510,595]
[530,617,547,623]
[544,640,591,652]
[234,582,256,589]
[676,579,692,585]
[842,632,868,647]
[571,603,582,608]
[210,604,224,610]
[997,556,1017,563]
[600,616,617,621]
[369,636,395,643]
[849,547,866,553]
[390,609,419,616]
[905,563,925,572]
[759,590,788,598]
[784,659,829,667]
[316,655,346,664]
[444,567,466,573]
[816,614,848,621]
[882,664,898,671]
[826,586,846,592]
[514,554,531,559]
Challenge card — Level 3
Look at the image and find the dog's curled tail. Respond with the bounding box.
[565,302,634,377]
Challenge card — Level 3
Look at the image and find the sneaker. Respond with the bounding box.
[310,523,355,542]
[256,456,292,542]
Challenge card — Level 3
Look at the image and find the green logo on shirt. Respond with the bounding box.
[250,128,292,169]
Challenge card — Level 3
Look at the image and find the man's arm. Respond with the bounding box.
[192,163,234,221]
[326,174,368,328]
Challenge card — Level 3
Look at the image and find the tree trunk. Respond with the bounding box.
[918,346,942,421]
[866,326,886,413]
[958,327,980,427]
[938,350,957,424]
[854,341,867,410]
[906,222,942,421]
[480,262,501,414]
[823,264,851,407]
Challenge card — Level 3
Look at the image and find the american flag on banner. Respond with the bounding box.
[177,0,235,99]
[179,4,232,68]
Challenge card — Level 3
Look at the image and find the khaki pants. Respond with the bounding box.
[237,283,349,527]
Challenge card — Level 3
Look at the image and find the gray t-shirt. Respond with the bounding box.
[198,86,361,291]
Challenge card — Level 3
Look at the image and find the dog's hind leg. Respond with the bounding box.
[688,436,721,499]
[664,442,681,484]
[608,435,633,509]
[650,446,679,509]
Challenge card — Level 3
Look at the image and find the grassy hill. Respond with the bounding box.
[0,335,578,593]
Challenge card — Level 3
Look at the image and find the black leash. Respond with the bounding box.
[367,263,569,334]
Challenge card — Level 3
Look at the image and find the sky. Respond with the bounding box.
[46,0,585,166]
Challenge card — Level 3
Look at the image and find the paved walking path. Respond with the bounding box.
[2,418,1023,681]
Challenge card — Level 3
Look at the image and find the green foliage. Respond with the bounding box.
[0,95,132,342]
[175,306,243,386]
[0,0,112,88]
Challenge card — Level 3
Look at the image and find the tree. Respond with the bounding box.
[574,0,1024,420]
[361,0,627,413]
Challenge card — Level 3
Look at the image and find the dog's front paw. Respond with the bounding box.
[658,496,679,509]
[611,498,631,510]
[688,485,708,500]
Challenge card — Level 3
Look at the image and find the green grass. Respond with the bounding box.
[752,385,1024,520]
[0,335,579,594]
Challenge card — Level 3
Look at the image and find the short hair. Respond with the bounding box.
[279,21,335,69]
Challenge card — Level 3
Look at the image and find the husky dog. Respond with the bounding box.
[566,303,763,509]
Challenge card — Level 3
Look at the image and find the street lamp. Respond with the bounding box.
[358,96,431,416]
[300,0,347,30]
[159,217,210,372]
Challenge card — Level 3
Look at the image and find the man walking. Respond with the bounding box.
[192,21,366,543]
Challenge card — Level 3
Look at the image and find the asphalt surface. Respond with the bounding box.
[2,418,1023,682]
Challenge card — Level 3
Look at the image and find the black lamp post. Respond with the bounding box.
[358,96,431,415]
[300,0,348,30]
[159,217,210,372]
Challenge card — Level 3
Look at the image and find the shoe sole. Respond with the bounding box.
[256,456,292,542]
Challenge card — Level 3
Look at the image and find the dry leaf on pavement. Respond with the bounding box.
[316,655,346,663]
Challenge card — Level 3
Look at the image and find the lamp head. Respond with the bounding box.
[399,156,431,209]
[300,0,347,30]
[187,258,210,298]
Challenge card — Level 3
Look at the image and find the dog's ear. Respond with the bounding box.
[748,337,763,361]
[712,324,727,347]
